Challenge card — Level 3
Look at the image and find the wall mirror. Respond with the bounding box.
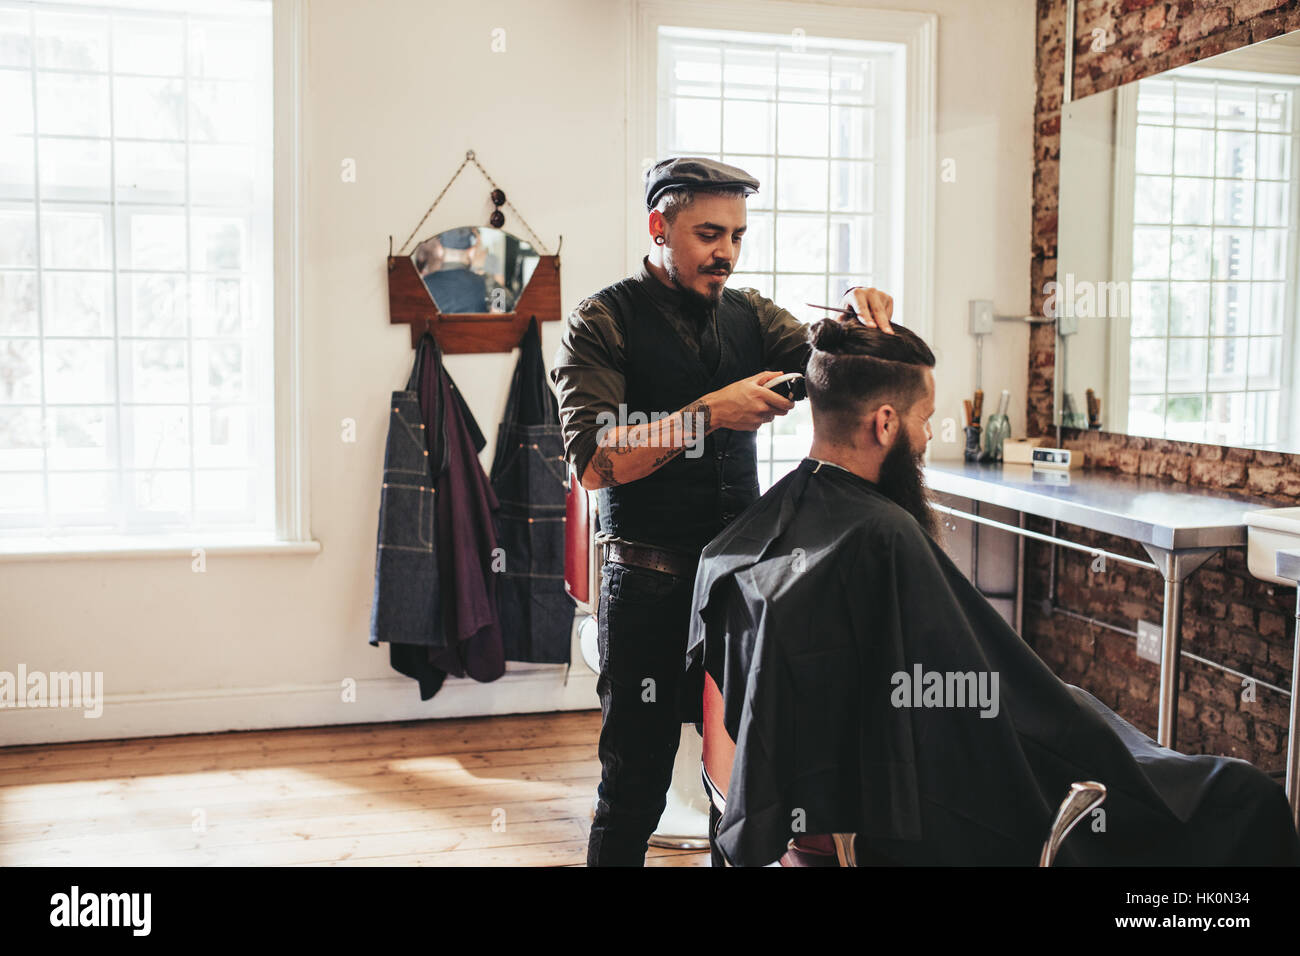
[1055,28,1300,451]
[386,224,560,353]
[411,226,540,314]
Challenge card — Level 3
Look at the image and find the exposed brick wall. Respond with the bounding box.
[1025,0,1300,768]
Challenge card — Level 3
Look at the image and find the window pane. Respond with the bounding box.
[1171,176,1210,224]
[777,102,827,156]
[668,96,719,153]
[1215,129,1254,179]
[1168,281,1208,335]
[830,56,872,106]
[1167,340,1207,392]
[1172,127,1212,176]
[1252,283,1284,336]
[1135,175,1171,223]
[36,72,109,137]
[776,157,827,210]
[1215,85,1254,130]
[1174,81,1214,127]
[1212,179,1252,226]
[774,273,827,324]
[38,136,110,200]
[114,75,185,139]
[122,340,188,403]
[116,140,186,203]
[778,51,829,104]
[0,10,31,67]
[1209,281,1248,336]
[4,1,274,538]
[43,271,111,335]
[48,405,112,470]
[737,210,771,271]
[0,271,37,333]
[41,205,107,268]
[722,99,771,153]
[1130,281,1168,337]
[0,69,33,133]
[722,47,775,101]
[774,213,825,272]
[1135,125,1172,174]
[120,273,187,336]
[112,15,184,77]
[829,160,872,212]
[0,338,41,401]
[44,339,111,403]
[34,11,107,70]
[0,407,43,470]
[1247,336,1281,389]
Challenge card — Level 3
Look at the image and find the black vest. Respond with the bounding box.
[594,277,765,554]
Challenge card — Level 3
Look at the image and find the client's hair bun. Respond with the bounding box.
[809,317,850,353]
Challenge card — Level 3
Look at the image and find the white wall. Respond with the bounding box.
[0,0,1036,745]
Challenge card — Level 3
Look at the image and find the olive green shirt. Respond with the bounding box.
[549,256,811,483]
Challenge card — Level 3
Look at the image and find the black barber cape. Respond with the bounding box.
[686,457,1300,867]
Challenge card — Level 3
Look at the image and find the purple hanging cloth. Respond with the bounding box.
[420,341,506,682]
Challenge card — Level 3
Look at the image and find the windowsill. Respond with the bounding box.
[0,534,323,562]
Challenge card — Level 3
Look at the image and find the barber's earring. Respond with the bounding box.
[654,235,666,246]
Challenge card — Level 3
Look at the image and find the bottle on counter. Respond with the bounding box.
[983,389,1011,461]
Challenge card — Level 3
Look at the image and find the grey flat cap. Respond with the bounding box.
[644,156,759,211]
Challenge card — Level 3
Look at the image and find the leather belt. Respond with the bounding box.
[603,539,699,577]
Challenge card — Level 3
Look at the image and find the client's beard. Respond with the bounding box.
[878,426,940,540]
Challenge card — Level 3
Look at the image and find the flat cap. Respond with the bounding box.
[644,156,759,211]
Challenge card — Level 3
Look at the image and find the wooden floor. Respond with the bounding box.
[0,710,712,867]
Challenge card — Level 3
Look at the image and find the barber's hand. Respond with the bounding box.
[839,286,894,334]
[703,371,796,431]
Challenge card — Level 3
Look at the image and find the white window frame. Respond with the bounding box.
[0,0,313,560]
[629,0,936,486]
[631,0,936,339]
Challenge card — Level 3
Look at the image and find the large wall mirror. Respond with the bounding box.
[1056,29,1300,451]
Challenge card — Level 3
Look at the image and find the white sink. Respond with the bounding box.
[1244,507,1300,585]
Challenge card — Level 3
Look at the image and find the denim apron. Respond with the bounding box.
[369,335,449,698]
[490,318,575,664]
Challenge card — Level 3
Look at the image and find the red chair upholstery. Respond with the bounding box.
[702,670,845,866]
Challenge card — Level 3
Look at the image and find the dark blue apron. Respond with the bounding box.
[369,335,449,699]
[490,318,575,664]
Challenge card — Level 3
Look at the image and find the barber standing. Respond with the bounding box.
[550,157,896,866]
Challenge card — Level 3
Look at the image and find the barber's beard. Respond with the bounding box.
[878,427,940,540]
[665,255,724,307]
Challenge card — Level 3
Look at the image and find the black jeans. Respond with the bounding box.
[587,558,699,866]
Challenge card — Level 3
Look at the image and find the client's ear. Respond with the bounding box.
[871,403,898,447]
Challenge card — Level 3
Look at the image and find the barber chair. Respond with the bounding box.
[566,470,712,850]
[702,670,1107,866]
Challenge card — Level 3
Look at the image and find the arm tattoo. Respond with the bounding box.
[589,445,620,486]
[589,400,714,486]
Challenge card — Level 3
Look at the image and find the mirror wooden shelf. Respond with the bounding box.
[387,224,561,353]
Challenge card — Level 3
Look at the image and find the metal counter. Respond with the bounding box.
[923,458,1297,829]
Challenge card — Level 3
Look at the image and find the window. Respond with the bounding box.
[1121,72,1299,448]
[654,22,912,492]
[0,0,276,542]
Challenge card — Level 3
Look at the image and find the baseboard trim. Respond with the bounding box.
[0,664,599,747]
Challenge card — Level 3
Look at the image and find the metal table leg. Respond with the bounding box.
[1289,588,1300,831]
[1141,545,1220,751]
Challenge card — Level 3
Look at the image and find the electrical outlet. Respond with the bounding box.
[1136,620,1162,663]
[969,299,994,335]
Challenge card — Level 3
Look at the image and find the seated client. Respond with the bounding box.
[686,316,1300,867]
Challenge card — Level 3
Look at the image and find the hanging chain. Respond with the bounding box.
[395,150,552,257]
